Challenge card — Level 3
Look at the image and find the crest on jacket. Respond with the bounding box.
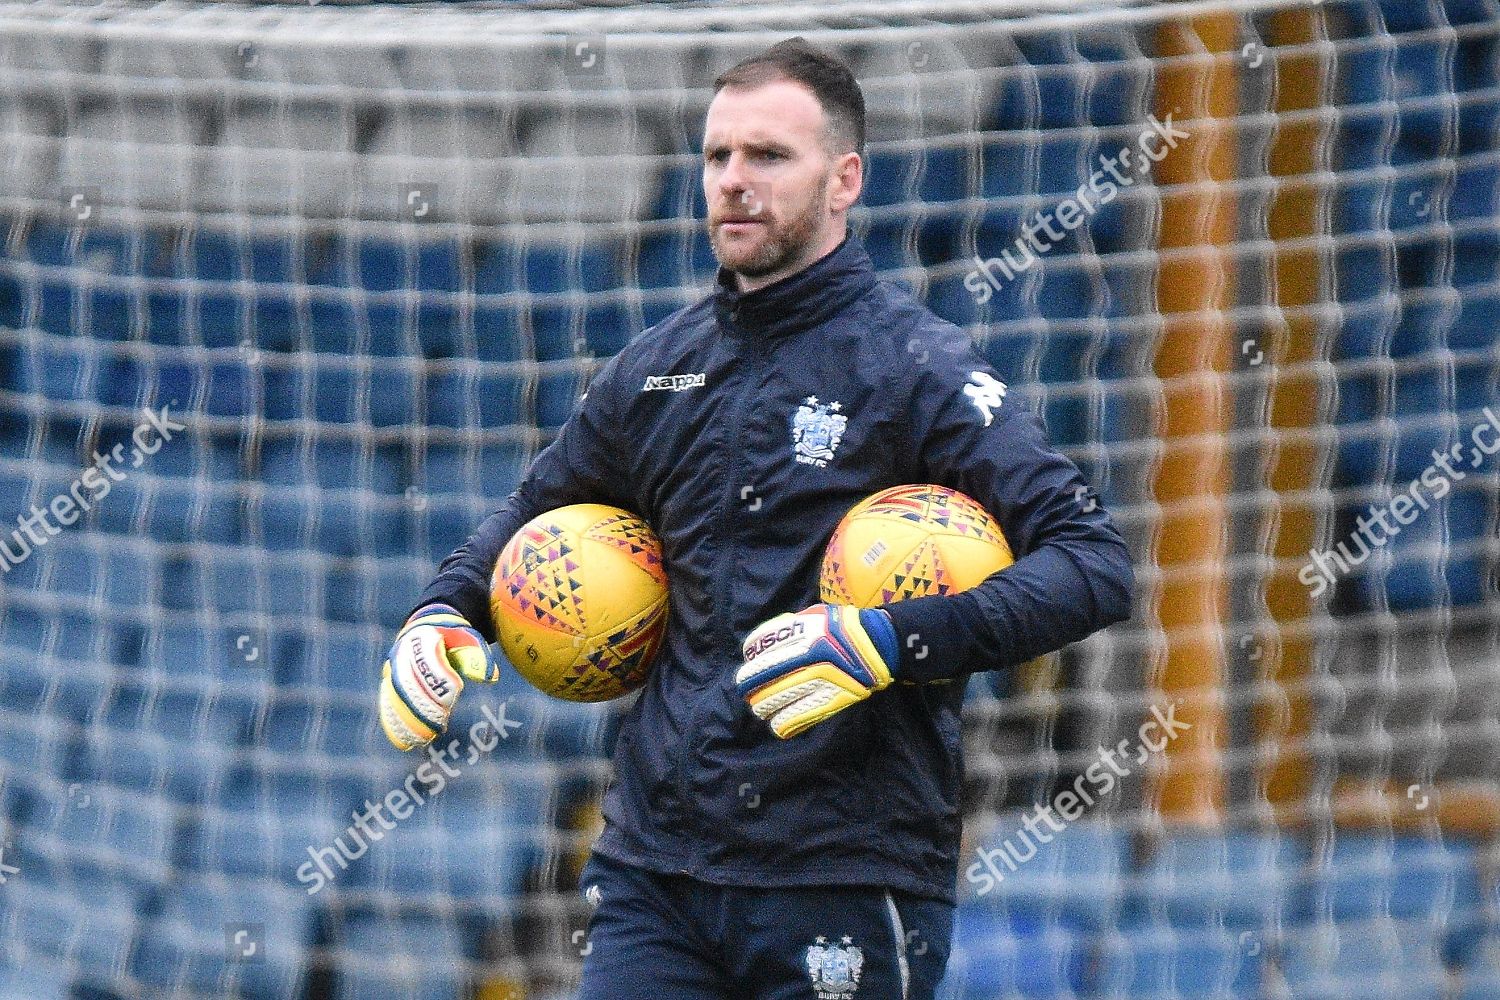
[805,936,863,998]
[792,397,847,467]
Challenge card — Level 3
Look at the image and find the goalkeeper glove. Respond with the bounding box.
[735,604,899,739]
[378,603,499,752]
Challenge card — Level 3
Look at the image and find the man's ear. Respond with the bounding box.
[828,150,862,213]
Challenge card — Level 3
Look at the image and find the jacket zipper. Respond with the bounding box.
[680,323,766,874]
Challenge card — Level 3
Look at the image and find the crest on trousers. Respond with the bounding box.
[805,936,863,998]
[792,396,847,468]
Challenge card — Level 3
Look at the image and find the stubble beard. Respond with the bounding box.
[708,184,827,281]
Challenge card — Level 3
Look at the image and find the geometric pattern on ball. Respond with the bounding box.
[821,484,1014,609]
[491,503,669,702]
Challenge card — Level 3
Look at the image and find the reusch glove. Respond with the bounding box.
[378,603,499,751]
[735,604,899,739]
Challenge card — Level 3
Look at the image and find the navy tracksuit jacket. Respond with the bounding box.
[418,234,1135,908]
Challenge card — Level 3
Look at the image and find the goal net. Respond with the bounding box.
[0,0,1495,997]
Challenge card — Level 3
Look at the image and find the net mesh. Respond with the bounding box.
[0,0,1496,997]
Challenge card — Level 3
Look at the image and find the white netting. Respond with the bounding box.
[0,1,1496,997]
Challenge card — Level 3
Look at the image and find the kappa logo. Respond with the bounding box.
[963,370,1007,427]
[806,936,864,998]
[642,372,706,392]
[792,396,848,468]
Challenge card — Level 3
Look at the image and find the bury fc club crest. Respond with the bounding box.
[792,396,847,468]
[806,936,864,998]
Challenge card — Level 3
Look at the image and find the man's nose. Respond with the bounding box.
[717,151,751,196]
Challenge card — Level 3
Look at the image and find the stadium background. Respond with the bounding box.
[0,0,1497,996]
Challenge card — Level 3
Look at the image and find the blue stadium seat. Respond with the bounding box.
[316,235,467,293]
[1454,231,1500,288]
[1376,490,1490,609]
[864,149,921,208]
[140,287,191,347]
[1278,917,1447,1000]
[1334,242,1394,302]
[411,494,487,558]
[476,240,619,296]
[1452,286,1499,350]
[1459,935,1500,1000]
[0,961,72,1000]
[260,698,382,760]
[1034,265,1099,322]
[425,365,526,430]
[0,268,19,331]
[1395,37,1450,99]
[530,299,634,362]
[252,489,403,558]
[170,227,232,281]
[919,147,971,203]
[335,911,467,1000]
[946,907,1088,999]
[1451,163,1500,223]
[1457,85,1500,151]
[97,354,198,411]
[258,436,402,493]
[454,669,616,761]
[19,782,177,892]
[0,622,115,722]
[93,475,244,546]
[249,287,306,352]
[24,222,157,274]
[281,628,384,694]
[652,158,705,221]
[1035,134,1098,196]
[79,709,236,805]
[342,767,547,908]
[1085,59,1150,127]
[1127,832,1309,931]
[1093,924,1261,1000]
[1333,110,1399,173]
[1296,834,1483,925]
[0,864,139,976]
[407,299,465,359]
[635,228,716,290]
[968,820,1130,932]
[14,337,99,400]
[208,758,369,839]
[307,294,367,355]
[131,876,313,998]
[536,369,586,431]
[473,299,527,363]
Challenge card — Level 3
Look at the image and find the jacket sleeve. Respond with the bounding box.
[879,329,1135,683]
[413,355,631,641]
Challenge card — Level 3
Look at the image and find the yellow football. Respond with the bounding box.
[820,484,1013,607]
[490,504,668,702]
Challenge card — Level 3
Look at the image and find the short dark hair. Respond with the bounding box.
[713,37,865,159]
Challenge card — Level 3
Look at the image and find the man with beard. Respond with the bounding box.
[377,37,1133,999]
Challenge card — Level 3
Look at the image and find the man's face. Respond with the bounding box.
[702,79,861,291]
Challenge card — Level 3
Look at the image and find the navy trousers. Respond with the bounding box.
[576,852,954,1000]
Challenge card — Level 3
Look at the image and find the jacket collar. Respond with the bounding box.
[713,233,877,340]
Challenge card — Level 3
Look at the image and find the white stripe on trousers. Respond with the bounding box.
[883,890,911,1000]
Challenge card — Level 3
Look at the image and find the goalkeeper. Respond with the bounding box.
[379,37,1133,1000]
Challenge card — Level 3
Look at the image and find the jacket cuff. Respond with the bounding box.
[412,581,496,644]
[879,593,996,684]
